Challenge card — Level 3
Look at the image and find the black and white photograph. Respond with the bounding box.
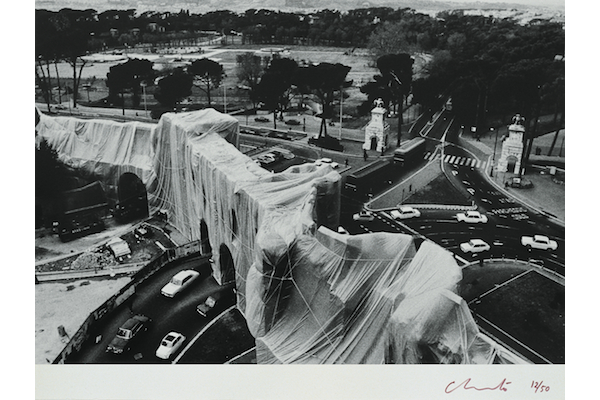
[30,0,573,398]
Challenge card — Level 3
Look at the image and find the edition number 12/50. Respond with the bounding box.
[531,381,550,393]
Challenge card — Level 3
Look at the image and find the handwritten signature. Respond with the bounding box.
[445,378,511,393]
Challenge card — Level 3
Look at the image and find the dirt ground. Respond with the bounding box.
[34,216,166,363]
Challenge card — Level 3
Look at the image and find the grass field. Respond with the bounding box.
[466,267,565,364]
[36,42,417,117]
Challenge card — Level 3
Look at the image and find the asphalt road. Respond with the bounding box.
[339,111,565,275]
[68,255,229,364]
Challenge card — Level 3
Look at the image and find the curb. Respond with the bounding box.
[481,153,566,228]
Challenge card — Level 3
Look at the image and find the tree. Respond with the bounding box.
[367,20,417,59]
[377,54,414,146]
[358,75,393,116]
[235,52,269,109]
[188,58,225,106]
[106,59,155,114]
[255,58,298,129]
[62,29,90,108]
[36,139,70,199]
[154,68,193,108]
[302,62,352,138]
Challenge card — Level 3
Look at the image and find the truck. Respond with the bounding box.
[393,137,426,167]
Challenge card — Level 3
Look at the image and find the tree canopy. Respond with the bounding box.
[188,58,225,106]
[153,68,193,108]
[106,58,155,113]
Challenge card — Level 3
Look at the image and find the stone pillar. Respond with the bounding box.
[498,115,525,174]
[363,99,390,153]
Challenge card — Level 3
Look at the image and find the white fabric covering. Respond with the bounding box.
[35,108,526,364]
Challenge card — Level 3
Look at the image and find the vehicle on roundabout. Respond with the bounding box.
[155,332,186,360]
[521,234,558,251]
[106,314,152,355]
[337,226,349,234]
[197,289,236,318]
[161,269,200,298]
[459,239,491,254]
[353,211,374,222]
[456,210,488,224]
[390,206,421,220]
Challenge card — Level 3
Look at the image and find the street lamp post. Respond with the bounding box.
[339,85,343,140]
[140,81,148,118]
[490,127,498,177]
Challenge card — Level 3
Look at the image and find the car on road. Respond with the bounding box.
[161,269,200,298]
[459,239,491,254]
[315,158,340,169]
[337,226,349,234]
[456,211,488,224]
[106,314,152,355]
[390,206,421,220]
[521,235,558,251]
[197,289,236,318]
[155,332,186,360]
[353,211,375,222]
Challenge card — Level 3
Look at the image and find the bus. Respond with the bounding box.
[344,159,392,194]
[393,137,426,167]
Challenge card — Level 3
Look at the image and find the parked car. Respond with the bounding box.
[161,269,200,298]
[106,314,152,354]
[155,332,186,360]
[254,116,270,123]
[196,289,236,318]
[521,235,558,251]
[459,239,491,254]
[456,211,488,224]
[353,211,374,222]
[390,206,421,220]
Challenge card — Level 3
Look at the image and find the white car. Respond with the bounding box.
[390,206,421,220]
[521,235,558,251]
[337,226,349,234]
[155,332,186,360]
[459,239,491,254]
[315,158,340,168]
[456,211,488,224]
[161,269,200,298]
[353,211,374,222]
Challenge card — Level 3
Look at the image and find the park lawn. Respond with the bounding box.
[470,270,565,363]
[179,308,256,364]
[403,173,471,205]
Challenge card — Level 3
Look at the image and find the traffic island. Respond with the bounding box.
[459,259,564,364]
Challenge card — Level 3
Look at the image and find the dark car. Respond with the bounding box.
[106,314,152,354]
[196,289,236,318]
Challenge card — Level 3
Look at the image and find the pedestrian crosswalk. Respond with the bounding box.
[425,152,488,170]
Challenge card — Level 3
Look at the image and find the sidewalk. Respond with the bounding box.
[459,127,565,226]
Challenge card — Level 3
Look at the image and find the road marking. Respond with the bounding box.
[474,313,553,364]
[470,159,477,167]
[449,155,456,164]
[444,154,451,162]
[173,305,237,364]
